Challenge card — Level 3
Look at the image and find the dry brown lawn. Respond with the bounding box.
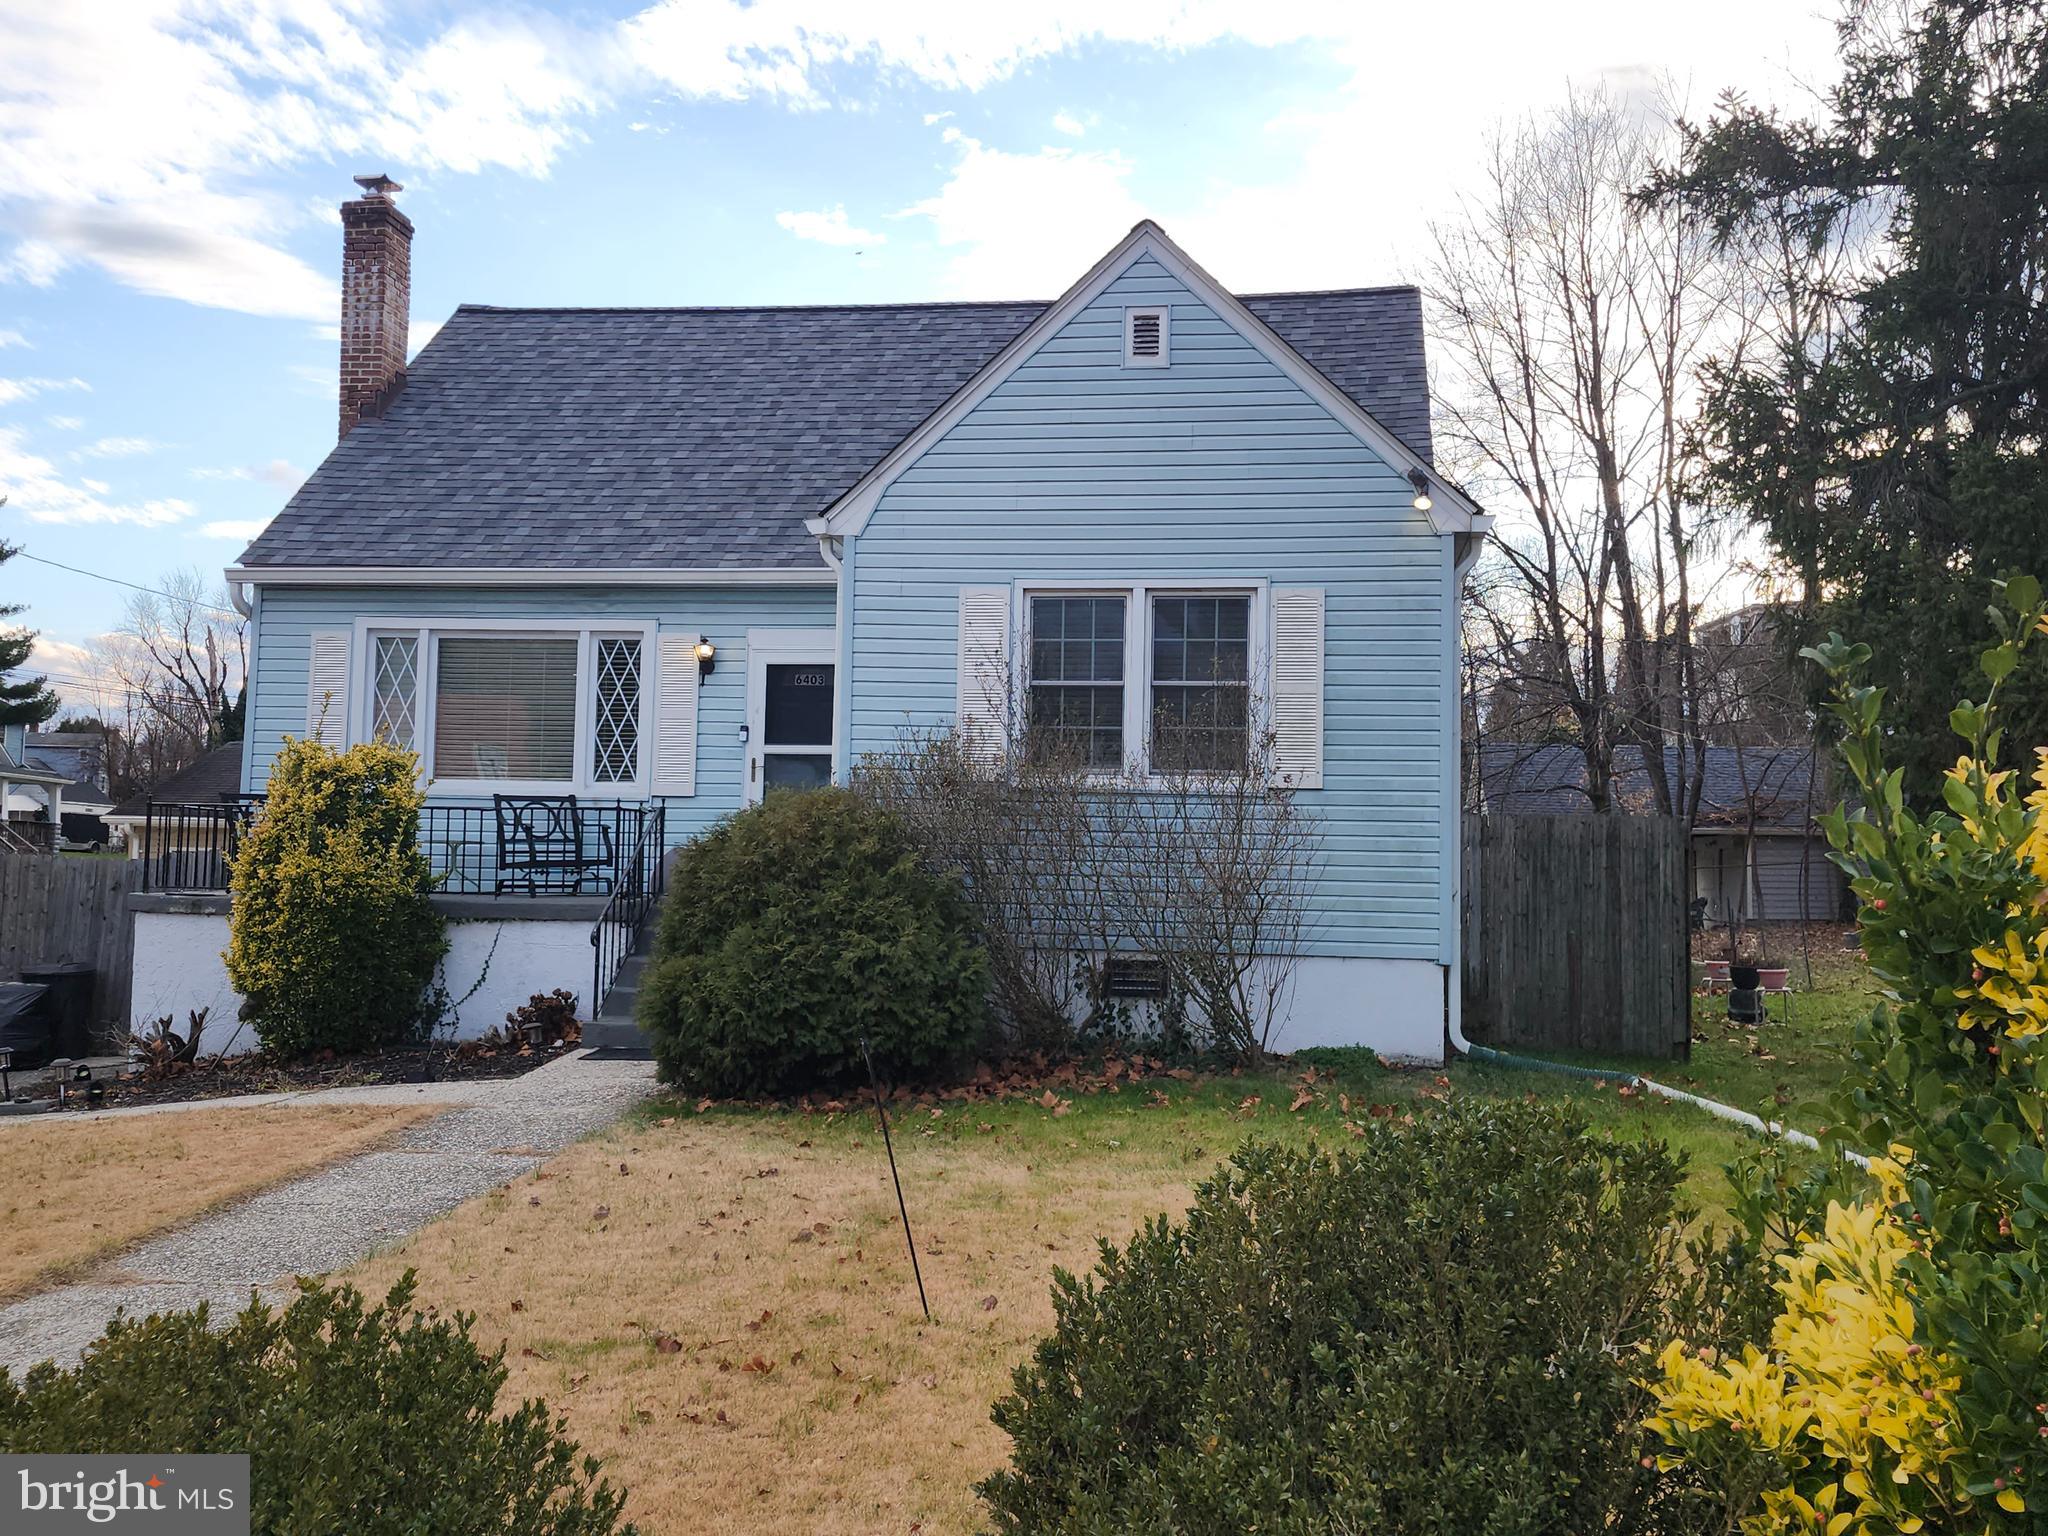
[343,1036,1831,1536]
[348,1106,1210,1536]
[0,1102,433,1300]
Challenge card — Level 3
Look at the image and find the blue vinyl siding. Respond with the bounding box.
[247,584,833,842]
[848,254,1450,962]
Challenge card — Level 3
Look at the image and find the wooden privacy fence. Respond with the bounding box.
[0,853,141,1041]
[1463,814,1691,1059]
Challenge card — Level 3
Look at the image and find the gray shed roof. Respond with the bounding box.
[1477,743,1831,831]
[237,287,1434,572]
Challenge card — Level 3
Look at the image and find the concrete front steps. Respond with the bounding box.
[583,927,657,1052]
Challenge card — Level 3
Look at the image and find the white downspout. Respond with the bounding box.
[1446,529,1487,1056]
[817,533,850,784]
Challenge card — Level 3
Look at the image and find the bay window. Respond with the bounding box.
[359,621,653,794]
[1021,583,1259,776]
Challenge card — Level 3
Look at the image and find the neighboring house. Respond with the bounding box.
[1476,741,1848,923]
[25,730,112,811]
[1693,603,1814,750]
[105,743,247,869]
[25,730,115,849]
[137,176,1489,1059]
[0,722,69,853]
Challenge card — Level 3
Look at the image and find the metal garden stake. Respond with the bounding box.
[857,1029,931,1323]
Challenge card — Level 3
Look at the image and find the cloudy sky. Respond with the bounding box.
[0,0,1842,697]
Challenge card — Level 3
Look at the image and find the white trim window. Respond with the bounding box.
[355,619,656,796]
[1020,582,1262,776]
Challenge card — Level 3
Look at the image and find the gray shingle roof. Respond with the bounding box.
[1477,743,1830,830]
[238,287,1434,572]
[108,743,245,820]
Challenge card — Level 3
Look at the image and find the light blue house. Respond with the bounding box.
[134,180,1488,1061]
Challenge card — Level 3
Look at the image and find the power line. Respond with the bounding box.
[7,549,244,620]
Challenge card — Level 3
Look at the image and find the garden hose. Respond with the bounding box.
[1460,1043,1866,1165]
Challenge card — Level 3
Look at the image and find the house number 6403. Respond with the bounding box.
[788,671,828,687]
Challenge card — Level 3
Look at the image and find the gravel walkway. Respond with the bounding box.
[0,1051,657,1373]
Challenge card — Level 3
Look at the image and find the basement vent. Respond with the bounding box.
[1103,954,1167,997]
[1123,306,1169,368]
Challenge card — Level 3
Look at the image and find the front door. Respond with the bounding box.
[744,630,836,805]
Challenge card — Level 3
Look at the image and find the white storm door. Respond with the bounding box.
[744,629,837,806]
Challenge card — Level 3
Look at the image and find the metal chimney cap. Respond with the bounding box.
[352,173,403,198]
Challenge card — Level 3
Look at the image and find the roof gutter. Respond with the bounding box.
[223,565,837,588]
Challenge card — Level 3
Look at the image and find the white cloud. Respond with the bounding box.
[43,415,83,432]
[0,3,626,320]
[0,329,27,349]
[192,459,302,489]
[196,517,273,541]
[0,0,1845,328]
[0,241,65,288]
[901,128,1143,296]
[0,376,89,407]
[408,317,444,358]
[288,363,339,402]
[623,2,1350,100]
[776,206,887,247]
[74,436,159,460]
[0,424,193,527]
[28,634,97,677]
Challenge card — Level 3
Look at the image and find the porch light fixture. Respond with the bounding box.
[694,636,717,679]
[1407,468,1433,513]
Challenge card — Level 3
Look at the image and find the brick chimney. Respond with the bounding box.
[338,173,413,440]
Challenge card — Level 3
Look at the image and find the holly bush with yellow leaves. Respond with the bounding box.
[1647,574,2048,1532]
[225,734,446,1057]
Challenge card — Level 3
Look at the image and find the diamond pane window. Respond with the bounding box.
[371,634,418,749]
[592,636,643,784]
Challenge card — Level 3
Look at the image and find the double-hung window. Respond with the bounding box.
[361,622,653,795]
[1027,595,1127,769]
[1148,594,1251,772]
[1022,584,1258,776]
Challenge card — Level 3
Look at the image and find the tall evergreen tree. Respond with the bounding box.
[1650,0,2048,793]
[0,538,60,732]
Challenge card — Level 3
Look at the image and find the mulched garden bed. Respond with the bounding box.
[26,1036,575,1111]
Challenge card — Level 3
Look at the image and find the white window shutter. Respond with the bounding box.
[957,586,1012,756]
[1269,588,1324,789]
[651,632,699,796]
[306,629,351,744]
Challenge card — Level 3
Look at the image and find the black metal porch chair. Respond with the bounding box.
[493,794,613,894]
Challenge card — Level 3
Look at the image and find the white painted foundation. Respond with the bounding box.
[129,911,250,1056]
[1266,956,1446,1062]
[129,907,600,1052]
[1079,953,1447,1063]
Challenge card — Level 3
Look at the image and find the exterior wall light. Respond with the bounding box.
[694,636,717,679]
[1408,468,1433,513]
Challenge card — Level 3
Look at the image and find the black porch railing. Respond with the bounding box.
[591,804,666,1019]
[138,798,664,898]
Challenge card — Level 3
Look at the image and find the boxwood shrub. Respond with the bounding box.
[0,1275,634,1536]
[637,788,986,1096]
[982,1098,1727,1535]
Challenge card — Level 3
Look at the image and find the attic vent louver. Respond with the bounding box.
[1123,306,1168,368]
